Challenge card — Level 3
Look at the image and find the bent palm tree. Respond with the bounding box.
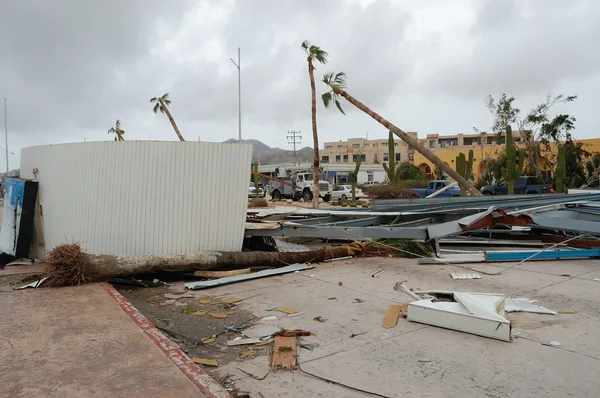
[150,93,185,141]
[322,72,482,196]
[302,40,328,208]
[108,120,126,141]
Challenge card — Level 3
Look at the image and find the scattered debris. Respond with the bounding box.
[16,277,47,289]
[505,298,556,315]
[199,299,212,304]
[300,342,320,350]
[382,304,402,329]
[192,358,218,367]
[163,292,195,300]
[287,312,305,318]
[191,310,208,316]
[255,340,271,346]
[277,306,298,314]
[194,269,252,278]
[338,282,343,286]
[227,338,262,346]
[593,278,600,282]
[270,335,297,370]
[328,297,337,300]
[259,315,278,322]
[393,281,421,300]
[200,337,215,344]
[350,332,367,338]
[450,272,482,280]
[541,340,561,347]
[558,310,578,314]
[243,325,281,339]
[353,298,365,303]
[221,297,246,304]
[240,349,255,359]
[265,306,277,311]
[372,269,385,278]
[185,263,314,290]
[275,329,313,337]
[407,292,511,342]
[313,316,327,322]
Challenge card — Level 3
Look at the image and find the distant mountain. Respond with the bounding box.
[224,138,313,164]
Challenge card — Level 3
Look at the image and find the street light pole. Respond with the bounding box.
[230,47,241,141]
[3,97,8,173]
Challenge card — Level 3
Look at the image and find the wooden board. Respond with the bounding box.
[270,336,297,370]
[192,358,218,367]
[277,306,298,314]
[194,269,252,278]
[382,304,402,328]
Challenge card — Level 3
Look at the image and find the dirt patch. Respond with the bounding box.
[115,285,271,377]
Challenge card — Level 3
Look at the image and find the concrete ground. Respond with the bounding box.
[0,282,213,398]
[160,256,600,398]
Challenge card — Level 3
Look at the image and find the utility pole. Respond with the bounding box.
[3,98,8,174]
[230,47,241,141]
[287,130,302,165]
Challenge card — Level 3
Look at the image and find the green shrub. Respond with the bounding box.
[367,180,429,199]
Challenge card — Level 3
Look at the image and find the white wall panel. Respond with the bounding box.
[20,141,253,258]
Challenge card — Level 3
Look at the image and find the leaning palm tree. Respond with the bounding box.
[322,72,482,196]
[150,93,185,141]
[302,40,328,208]
[107,119,126,141]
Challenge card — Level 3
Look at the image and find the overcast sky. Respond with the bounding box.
[1,0,599,169]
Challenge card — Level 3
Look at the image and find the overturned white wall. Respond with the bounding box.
[20,141,253,258]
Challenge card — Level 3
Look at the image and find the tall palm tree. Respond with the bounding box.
[322,72,482,197]
[150,93,185,141]
[108,119,126,141]
[302,40,328,208]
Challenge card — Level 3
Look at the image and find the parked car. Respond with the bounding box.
[331,185,367,201]
[248,182,265,198]
[410,180,462,198]
[480,176,554,195]
[362,181,380,187]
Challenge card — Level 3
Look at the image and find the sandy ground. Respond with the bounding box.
[126,255,600,398]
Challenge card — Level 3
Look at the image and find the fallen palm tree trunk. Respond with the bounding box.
[43,243,362,287]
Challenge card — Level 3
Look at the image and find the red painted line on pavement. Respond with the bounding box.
[102,282,230,398]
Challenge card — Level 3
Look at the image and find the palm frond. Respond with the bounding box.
[152,103,160,113]
[119,128,126,135]
[322,92,332,108]
[149,97,157,103]
[322,72,334,86]
[163,99,171,106]
[115,120,121,128]
[301,40,310,51]
[107,127,115,134]
[334,72,347,88]
[335,99,346,115]
[161,93,170,101]
[312,46,328,64]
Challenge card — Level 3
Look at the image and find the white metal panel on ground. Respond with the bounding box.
[20,141,252,258]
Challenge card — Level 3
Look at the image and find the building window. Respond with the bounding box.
[352,154,357,162]
[395,153,401,161]
[383,153,389,161]
[486,137,494,144]
[367,172,374,182]
[337,145,343,149]
[335,155,341,162]
[429,140,436,148]
[364,143,370,148]
[394,142,398,147]
[497,136,506,144]
[343,154,348,162]
[382,143,388,147]
[409,153,414,161]
[321,156,329,163]
[409,146,414,151]
[325,145,333,150]
[361,154,366,161]
[352,144,360,148]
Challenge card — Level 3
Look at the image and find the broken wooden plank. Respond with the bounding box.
[195,268,252,279]
[191,310,208,316]
[382,304,402,329]
[192,358,218,367]
[208,312,229,319]
[270,335,297,370]
[240,350,255,359]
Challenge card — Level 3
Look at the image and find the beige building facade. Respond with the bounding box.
[321,132,419,165]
